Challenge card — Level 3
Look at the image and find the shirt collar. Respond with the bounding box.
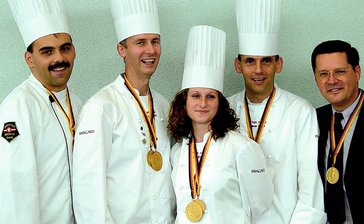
[332,90,362,125]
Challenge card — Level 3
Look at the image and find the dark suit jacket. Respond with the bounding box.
[317,101,364,223]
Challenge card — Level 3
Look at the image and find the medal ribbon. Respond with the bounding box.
[47,88,75,139]
[189,133,213,199]
[330,91,364,165]
[123,74,157,150]
[244,88,276,143]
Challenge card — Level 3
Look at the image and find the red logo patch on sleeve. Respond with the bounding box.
[2,122,20,143]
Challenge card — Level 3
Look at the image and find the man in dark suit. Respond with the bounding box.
[311,40,363,224]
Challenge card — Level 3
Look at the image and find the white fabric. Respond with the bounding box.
[229,84,327,224]
[171,131,273,224]
[110,0,160,42]
[235,0,281,56]
[0,74,82,224]
[52,88,68,112]
[195,142,204,162]
[7,0,70,47]
[182,25,226,92]
[73,75,176,224]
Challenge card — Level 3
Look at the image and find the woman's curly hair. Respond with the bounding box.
[167,89,239,142]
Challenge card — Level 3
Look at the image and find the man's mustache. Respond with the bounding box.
[48,61,70,71]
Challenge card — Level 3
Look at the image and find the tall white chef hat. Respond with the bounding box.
[110,0,160,43]
[181,25,226,93]
[236,0,281,56]
[7,0,70,48]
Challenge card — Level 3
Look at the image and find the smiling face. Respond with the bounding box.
[234,55,283,103]
[186,88,219,131]
[315,52,360,111]
[117,33,161,80]
[25,33,76,92]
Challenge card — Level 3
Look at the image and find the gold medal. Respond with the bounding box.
[147,150,163,171]
[326,166,340,184]
[151,151,163,171]
[124,75,162,170]
[194,198,206,212]
[186,199,205,222]
[147,150,153,165]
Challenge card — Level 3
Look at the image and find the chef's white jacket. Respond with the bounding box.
[229,84,326,224]
[73,75,176,224]
[171,131,273,224]
[0,74,82,224]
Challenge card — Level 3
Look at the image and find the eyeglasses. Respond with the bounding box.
[315,67,353,82]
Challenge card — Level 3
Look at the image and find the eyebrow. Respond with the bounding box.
[61,42,73,47]
[242,57,255,61]
[38,46,54,52]
[243,57,274,61]
[38,42,72,52]
[318,67,350,71]
[190,91,217,95]
[134,37,160,42]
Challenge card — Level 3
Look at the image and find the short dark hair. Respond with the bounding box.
[119,39,127,48]
[237,54,279,61]
[311,40,360,71]
[26,43,34,53]
[167,89,239,142]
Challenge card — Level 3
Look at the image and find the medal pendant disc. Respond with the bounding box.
[186,200,204,222]
[326,166,340,184]
[147,150,154,166]
[148,151,163,171]
[194,199,206,212]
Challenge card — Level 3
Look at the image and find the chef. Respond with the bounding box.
[168,25,273,224]
[229,0,326,223]
[0,0,82,223]
[72,0,176,223]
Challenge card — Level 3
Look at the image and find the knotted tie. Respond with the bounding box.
[326,112,346,223]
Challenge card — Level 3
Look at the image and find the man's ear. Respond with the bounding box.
[117,43,126,58]
[24,51,34,68]
[275,57,284,74]
[234,57,242,74]
[354,65,361,82]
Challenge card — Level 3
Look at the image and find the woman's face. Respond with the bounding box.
[186,88,219,128]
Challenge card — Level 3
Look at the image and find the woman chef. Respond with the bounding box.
[167,25,274,224]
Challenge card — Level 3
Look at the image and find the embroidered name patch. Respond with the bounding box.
[251,168,265,173]
[1,122,20,143]
[78,130,95,135]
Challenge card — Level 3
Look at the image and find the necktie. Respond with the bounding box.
[326,112,346,223]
